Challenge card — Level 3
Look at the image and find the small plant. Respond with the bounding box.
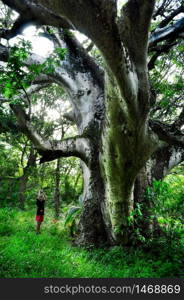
[64,206,81,237]
[127,203,143,226]
[64,194,83,237]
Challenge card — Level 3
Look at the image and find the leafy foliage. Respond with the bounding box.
[150,42,184,123]
[0,39,32,100]
[0,39,67,104]
[64,199,83,237]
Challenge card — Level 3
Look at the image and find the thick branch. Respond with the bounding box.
[1,0,72,39]
[0,31,105,131]
[148,41,178,70]
[118,0,156,120]
[158,5,184,29]
[149,17,184,48]
[150,120,184,147]
[153,0,170,19]
[152,145,184,180]
[86,42,94,53]
[60,31,104,89]
[1,0,138,115]
[120,0,156,67]
[0,43,77,94]
[172,107,184,130]
[0,16,36,40]
[148,15,184,69]
[39,136,90,164]
[10,104,49,149]
[10,104,90,164]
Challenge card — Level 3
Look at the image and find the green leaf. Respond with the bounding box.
[64,206,81,227]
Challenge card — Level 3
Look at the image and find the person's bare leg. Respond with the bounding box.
[36,221,41,234]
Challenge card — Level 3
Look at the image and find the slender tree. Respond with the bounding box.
[53,158,61,218]
[18,145,37,209]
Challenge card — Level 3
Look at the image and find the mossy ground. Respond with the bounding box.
[0,207,184,278]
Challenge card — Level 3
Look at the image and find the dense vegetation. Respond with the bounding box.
[0,148,184,277]
[0,196,184,278]
[0,0,184,278]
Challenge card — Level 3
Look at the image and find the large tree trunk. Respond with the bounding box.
[97,72,157,245]
[78,159,108,246]
[78,72,157,246]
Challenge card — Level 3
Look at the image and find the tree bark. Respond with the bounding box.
[18,146,37,209]
[54,158,61,218]
[133,163,157,239]
[97,69,159,245]
[78,159,108,246]
[151,145,184,181]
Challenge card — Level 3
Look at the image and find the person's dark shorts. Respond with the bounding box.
[36,215,44,222]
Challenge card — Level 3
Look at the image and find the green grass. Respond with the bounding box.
[0,207,184,278]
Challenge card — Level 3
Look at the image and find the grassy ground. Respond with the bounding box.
[0,207,184,278]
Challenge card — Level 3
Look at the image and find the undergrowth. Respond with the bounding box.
[0,207,184,278]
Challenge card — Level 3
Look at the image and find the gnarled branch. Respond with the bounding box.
[158,5,184,29]
[150,119,184,148]
[152,145,184,180]
[120,0,156,67]
[1,0,72,39]
[10,103,90,164]
[149,17,184,48]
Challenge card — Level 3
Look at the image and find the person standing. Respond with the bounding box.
[35,189,46,234]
